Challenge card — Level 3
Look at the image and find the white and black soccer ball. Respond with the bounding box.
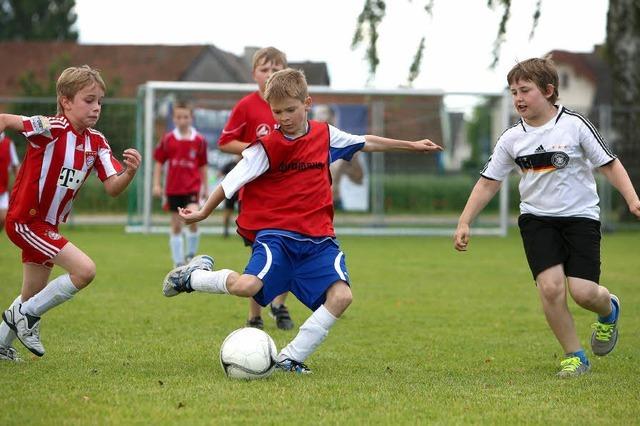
[219,327,278,380]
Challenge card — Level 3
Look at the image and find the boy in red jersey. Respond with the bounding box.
[153,101,208,267]
[0,131,20,230]
[162,68,442,373]
[0,65,141,361]
[218,46,294,331]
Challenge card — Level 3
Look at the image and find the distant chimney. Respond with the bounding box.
[244,46,260,70]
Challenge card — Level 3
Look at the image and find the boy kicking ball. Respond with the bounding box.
[454,57,640,377]
[162,68,442,373]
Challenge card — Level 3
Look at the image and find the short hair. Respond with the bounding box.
[264,69,308,104]
[252,47,287,71]
[173,100,193,115]
[507,57,559,104]
[56,65,107,114]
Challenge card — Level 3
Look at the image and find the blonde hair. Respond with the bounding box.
[507,57,559,104]
[264,69,308,104]
[56,65,107,114]
[252,47,287,71]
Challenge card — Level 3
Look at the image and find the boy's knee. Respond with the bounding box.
[327,282,352,310]
[73,259,96,288]
[537,279,564,301]
[227,273,260,297]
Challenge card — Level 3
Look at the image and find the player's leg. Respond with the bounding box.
[269,292,294,330]
[277,239,351,374]
[184,201,200,261]
[169,210,185,267]
[246,298,264,329]
[0,192,8,230]
[0,294,24,362]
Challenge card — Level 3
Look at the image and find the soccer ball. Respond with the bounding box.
[219,327,278,380]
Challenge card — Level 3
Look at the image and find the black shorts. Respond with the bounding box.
[223,192,238,210]
[518,214,601,283]
[167,193,198,212]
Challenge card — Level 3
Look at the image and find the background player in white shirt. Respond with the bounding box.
[454,57,640,378]
[0,132,20,230]
[0,65,141,361]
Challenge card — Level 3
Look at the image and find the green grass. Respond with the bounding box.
[0,227,638,425]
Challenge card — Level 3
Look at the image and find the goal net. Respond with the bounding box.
[127,81,512,237]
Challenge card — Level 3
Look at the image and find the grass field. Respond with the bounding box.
[0,226,638,425]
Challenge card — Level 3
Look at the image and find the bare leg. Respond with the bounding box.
[567,277,612,316]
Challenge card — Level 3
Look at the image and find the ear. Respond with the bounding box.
[304,96,313,111]
[544,84,555,99]
[60,96,72,112]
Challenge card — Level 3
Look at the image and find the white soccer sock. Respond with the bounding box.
[0,295,21,347]
[190,269,232,294]
[21,274,78,317]
[185,229,200,258]
[279,304,337,362]
[170,233,185,265]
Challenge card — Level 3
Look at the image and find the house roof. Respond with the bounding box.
[548,48,611,105]
[0,42,331,98]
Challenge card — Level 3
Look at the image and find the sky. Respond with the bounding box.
[75,0,609,94]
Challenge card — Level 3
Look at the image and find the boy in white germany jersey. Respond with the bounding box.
[0,65,141,361]
[454,57,640,378]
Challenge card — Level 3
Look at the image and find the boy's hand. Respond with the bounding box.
[413,139,443,153]
[178,206,206,224]
[152,185,162,197]
[453,223,470,251]
[119,149,142,176]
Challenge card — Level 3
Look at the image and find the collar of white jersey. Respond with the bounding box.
[172,126,197,140]
[521,105,564,132]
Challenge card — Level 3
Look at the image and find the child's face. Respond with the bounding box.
[61,82,104,131]
[270,96,312,138]
[173,107,193,132]
[509,78,555,125]
[253,59,285,94]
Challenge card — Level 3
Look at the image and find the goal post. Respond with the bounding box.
[127,81,511,237]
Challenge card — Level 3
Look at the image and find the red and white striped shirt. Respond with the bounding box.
[7,115,123,225]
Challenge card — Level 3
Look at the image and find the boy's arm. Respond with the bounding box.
[152,161,163,197]
[362,135,443,153]
[218,140,250,155]
[103,149,142,197]
[199,164,208,199]
[179,185,225,224]
[599,159,640,218]
[0,114,26,133]
[454,177,502,251]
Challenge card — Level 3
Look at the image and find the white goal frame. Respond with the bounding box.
[128,81,511,237]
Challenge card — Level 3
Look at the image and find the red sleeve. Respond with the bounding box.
[218,101,248,146]
[153,134,169,163]
[94,138,124,181]
[21,115,60,147]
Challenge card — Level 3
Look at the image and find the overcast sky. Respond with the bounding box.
[75,0,608,94]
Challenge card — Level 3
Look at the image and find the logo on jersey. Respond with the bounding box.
[278,161,325,173]
[58,167,87,190]
[551,152,569,169]
[85,150,97,167]
[46,230,62,241]
[256,123,271,138]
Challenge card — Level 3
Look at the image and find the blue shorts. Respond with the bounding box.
[244,230,350,311]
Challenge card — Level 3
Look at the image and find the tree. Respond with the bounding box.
[354,0,640,219]
[0,0,78,41]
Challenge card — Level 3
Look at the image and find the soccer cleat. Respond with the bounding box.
[2,304,45,357]
[276,358,312,374]
[269,304,294,330]
[591,294,620,356]
[245,316,264,330]
[163,254,214,297]
[556,356,590,378]
[0,346,22,362]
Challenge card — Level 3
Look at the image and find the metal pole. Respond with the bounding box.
[499,90,510,237]
[370,101,385,224]
[142,84,154,233]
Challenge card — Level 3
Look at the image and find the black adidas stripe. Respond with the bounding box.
[563,108,616,159]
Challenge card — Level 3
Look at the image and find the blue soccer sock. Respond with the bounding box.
[598,298,618,324]
[568,349,589,366]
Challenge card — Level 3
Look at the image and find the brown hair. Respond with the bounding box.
[56,65,107,114]
[252,47,287,71]
[507,57,559,104]
[173,99,193,115]
[264,69,308,104]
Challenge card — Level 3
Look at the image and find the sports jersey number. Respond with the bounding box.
[58,167,86,190]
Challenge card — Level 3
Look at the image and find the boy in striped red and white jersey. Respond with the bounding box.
[0,65,141,362]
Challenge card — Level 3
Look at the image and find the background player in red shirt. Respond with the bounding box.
[0,65,141,362]
[0,131,20,230]
[153,101,208,267]
[162,68,442,373]
[218,46,294,331]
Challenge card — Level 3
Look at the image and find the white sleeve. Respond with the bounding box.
[220,143,269,198]
[329,124,366,148]
[9,142,19,166]
[579,120,616,167]
[480,137,515,181]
